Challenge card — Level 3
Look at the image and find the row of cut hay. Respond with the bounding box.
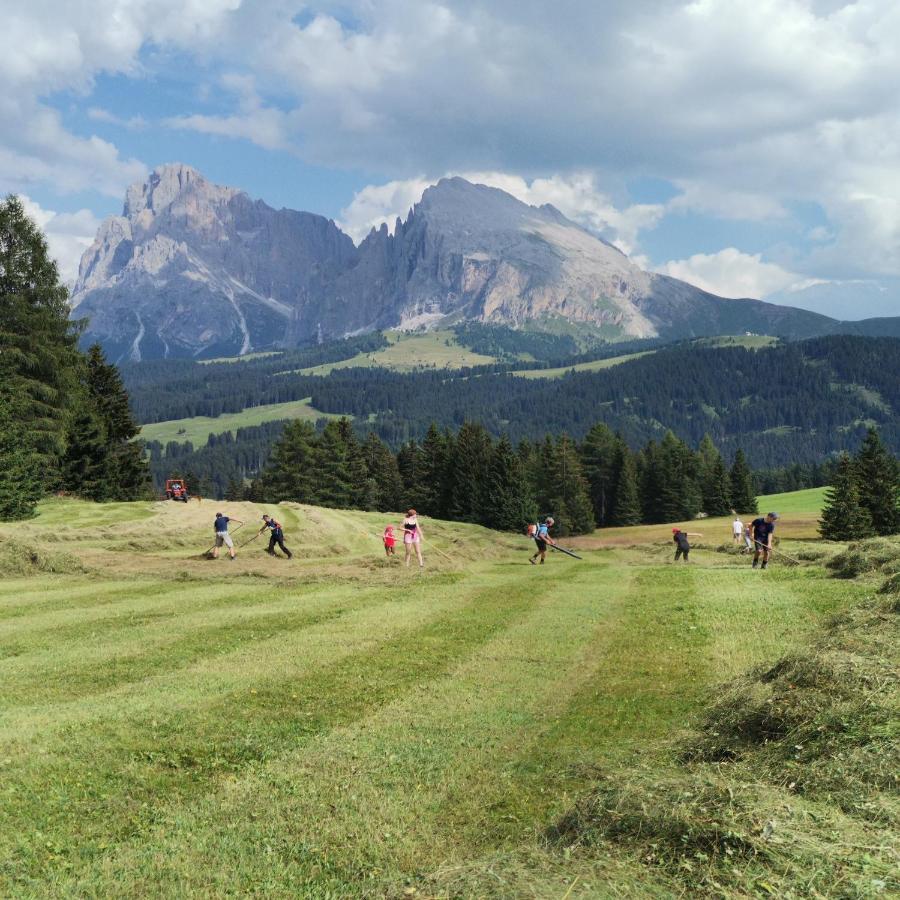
[547,556,899,897]
[0,537,86,576]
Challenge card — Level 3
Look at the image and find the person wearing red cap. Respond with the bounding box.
[672,527,703,562]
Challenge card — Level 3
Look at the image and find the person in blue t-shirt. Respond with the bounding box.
[211,512,243,560]
[750,512,779,569]
[530,517,556,565]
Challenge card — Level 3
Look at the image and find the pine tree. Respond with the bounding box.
[697,434,731,517]
[224,477,246,501]
[853,428,900,535]
[546,434,595,536]
[0,195,81,482]
[259,420,319,503]
[729,449,758,515]
[361,431,403,511]
[397,440,427,511]
[484,435,537,531]
[0,393,41,520]
[83,344,150,499]
[420,423,448,516]
[62,408,109,501]
[446,421,492,523]
[580,423,618,525]
[316,420,356,508]
[611,445,642,525]
[818,453,873,540]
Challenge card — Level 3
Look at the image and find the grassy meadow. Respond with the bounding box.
[139,398,339,447]
[0,490,896,898]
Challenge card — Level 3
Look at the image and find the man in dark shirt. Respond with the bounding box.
[257,514,292,559]
[750,512,779,569]
[672,528,702,562]
[211,512,243,560]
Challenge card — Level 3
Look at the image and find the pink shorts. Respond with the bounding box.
[403,532,419,544]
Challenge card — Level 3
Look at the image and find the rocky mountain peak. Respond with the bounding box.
[71,168,837,362]
[123,163,239,218]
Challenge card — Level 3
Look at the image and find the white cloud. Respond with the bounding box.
[658,248,813,299]
[9,0,900,288]
[0,0,240,199]
[165,75,296,151]
[87,108,148,130]
[17,195,101,285]
[339,171,663,251]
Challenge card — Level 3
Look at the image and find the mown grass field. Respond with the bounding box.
[140,398,339,447]
[0,491,894,898]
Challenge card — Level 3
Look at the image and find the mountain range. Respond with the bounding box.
[71,164,898,361]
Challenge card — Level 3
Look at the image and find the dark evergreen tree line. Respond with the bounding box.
[0,196,150,518]
[247,418,764,535]
[819,428,900,539]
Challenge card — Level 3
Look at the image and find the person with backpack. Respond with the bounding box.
[529,516,556,565]
[750,512,779,569]
[672,527,702,562]
[257,514,292,559]
[212,512,243,560]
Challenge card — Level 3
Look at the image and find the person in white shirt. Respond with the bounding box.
[732,515,744,544]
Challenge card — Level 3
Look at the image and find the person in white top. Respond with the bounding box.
[732,515,744,544]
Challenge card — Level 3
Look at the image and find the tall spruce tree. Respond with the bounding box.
[1,195,82,485]
[397,440,427,511]
[611,444,642,525]
[818,453,873,540]
[446,421,492,523]
[420,423,449,516]
[361,431,403,512]
[0,393,41,519]
[62,409,109,501]
[729,449,758,515]
[259,420,319,503]
[83,344,150,499]
[484,435,537,531]
[580,423,618,525]
[546,434,595,536]
[854,427,900,535]
[698,434,732,517]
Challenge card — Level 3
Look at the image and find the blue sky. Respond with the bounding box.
[3,0,900,319]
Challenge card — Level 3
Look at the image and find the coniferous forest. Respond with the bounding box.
[0,196,150,519]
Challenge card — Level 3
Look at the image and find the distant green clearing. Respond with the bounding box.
[295,329,498,374]
[693,333,779,349]
[198,351,284,365]
[140,398,339,447]
[758,485,828,516]
[511,350,655,378]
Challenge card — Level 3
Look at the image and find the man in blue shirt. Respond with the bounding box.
[212,512,243,560]
[750,512,779,569]
[530,516,556,565]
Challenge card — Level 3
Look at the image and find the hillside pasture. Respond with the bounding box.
[139,398,339,447]
[0,488,889,897]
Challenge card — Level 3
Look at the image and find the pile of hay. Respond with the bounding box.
[548,595,899,896]
[0,537,85,576]
[826,536,900,580]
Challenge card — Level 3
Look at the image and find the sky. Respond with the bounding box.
[2,0,900,319]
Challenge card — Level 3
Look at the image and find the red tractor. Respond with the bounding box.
[165,478,190,502]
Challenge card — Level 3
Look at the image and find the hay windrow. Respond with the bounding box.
[549,592,900,896]
[0,537,86,576]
